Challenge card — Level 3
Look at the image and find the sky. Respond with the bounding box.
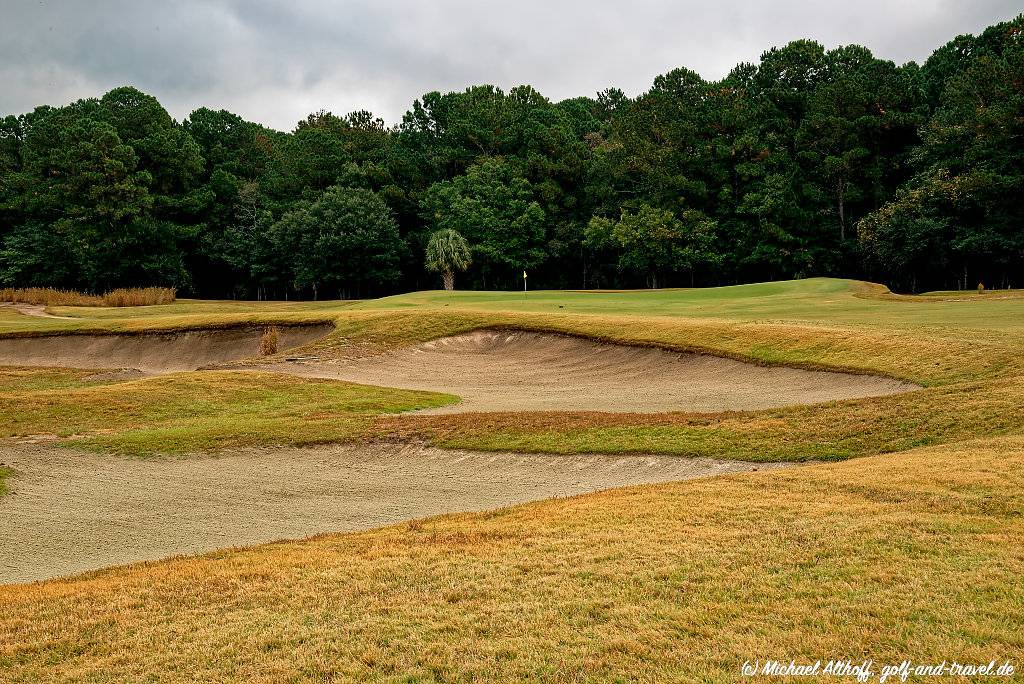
[2,0,1021,131]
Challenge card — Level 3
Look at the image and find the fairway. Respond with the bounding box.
[0,278,1022,681]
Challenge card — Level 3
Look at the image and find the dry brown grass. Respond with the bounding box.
[0,287,176,307]
[1,436,1021,681]
[99,287,177,307]
[259,325,280,356]
[0,287,99,306]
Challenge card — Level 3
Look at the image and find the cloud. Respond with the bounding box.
[1,0,1019,130]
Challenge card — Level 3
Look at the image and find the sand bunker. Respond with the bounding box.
[0,443,791,584]
[0,324,332,373]
[268,330,918,413]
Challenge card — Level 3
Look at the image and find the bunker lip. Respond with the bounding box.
[261,329,921,414]
[0,443,795,585]
[0,323,333,373]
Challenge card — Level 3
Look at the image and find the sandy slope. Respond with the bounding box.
[0,444,792,584]
[0,326,918,411]
[263,330,918,413]
[0,324,332,373]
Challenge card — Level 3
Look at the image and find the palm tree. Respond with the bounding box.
[425,229,471,291]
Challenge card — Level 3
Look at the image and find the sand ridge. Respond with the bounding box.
[0,443,793,584]
[0,324,333,373]
[263,329,919,413]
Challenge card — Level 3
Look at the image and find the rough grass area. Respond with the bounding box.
[0,367,108,393]
[1,437,1021,681]
[0,287,176,307]
[0,371,457,455]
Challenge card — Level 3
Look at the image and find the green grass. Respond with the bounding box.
[0,367,111,392]
[5,278,1023,340]
[0,371,456,455]
[0,466,10,496]
[356,278,1024,334]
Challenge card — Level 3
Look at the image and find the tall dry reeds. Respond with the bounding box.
[0,287,177,307]
[100,288,177,307]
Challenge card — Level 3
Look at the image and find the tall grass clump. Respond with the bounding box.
[259,326,280,356]
[101,288,177,307]
[0,287,176,307]
[0,288,99,306]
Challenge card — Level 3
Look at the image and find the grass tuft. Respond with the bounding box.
[99,287,177,307]
[259,326,280,356]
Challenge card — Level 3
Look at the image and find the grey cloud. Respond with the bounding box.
[1,0,1020,130]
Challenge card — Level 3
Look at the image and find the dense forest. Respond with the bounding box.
[1,16,1021,297]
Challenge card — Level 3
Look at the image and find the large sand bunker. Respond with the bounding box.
[269,330,919,413]
[0,324,332,373]
[0,444,792,584]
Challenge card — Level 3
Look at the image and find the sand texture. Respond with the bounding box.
[264,330,918,413]
[0,324,332,373]
[0,443,792,584]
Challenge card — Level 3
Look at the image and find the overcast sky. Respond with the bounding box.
[2,0,1020,131]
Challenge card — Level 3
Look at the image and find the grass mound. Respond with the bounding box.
[0,369,457,454]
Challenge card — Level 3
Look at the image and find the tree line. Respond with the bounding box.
[1,16,1021,297]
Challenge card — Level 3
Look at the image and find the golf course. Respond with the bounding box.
[0,277,1021,681]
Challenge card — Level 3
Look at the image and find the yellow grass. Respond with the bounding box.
[0,287,176,307]
[258,326,280,356]
[99,287,177,307]
[1,437,1021,681]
